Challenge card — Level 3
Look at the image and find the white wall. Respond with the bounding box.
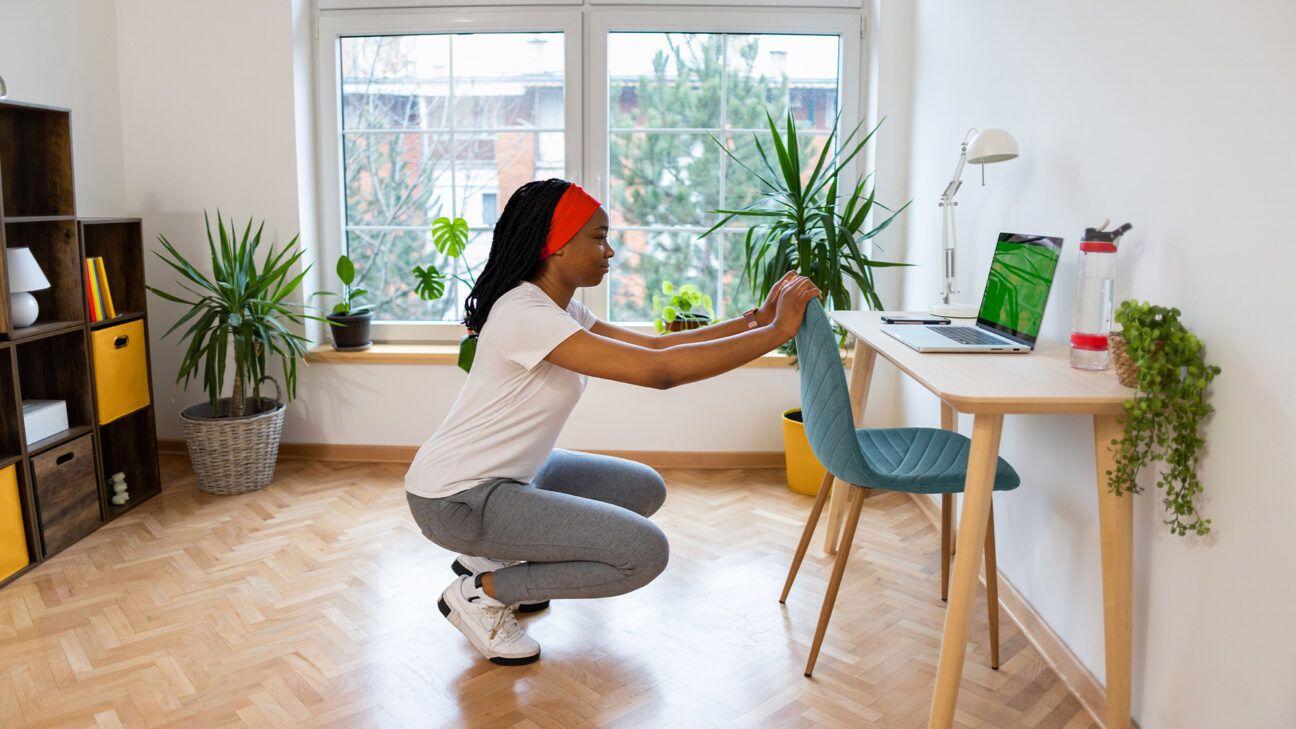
[897,1,1296,726]
[113,0,307,435]
[0,0,126,215]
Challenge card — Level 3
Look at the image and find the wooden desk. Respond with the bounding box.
[827,311,1134,729]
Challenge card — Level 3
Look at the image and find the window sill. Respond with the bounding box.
[304,344,846,369]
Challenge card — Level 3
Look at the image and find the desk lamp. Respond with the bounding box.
[6,247,51,328]
[933,128,1019,318]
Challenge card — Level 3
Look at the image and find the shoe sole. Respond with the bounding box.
[450,559,550,614]
[437,596,541,666]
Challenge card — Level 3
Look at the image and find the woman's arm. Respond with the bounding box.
[589,271,797,350]
[547,276,820,389]
[591,315,752,350]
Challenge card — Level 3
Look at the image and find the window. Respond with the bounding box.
[336,31,566,326]
[605,32,841,322]
[317,7,859,342]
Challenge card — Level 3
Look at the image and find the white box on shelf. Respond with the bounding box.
[22,400,69,445]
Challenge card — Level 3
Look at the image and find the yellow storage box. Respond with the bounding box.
[0,464,29,582]
[92,319,151,424]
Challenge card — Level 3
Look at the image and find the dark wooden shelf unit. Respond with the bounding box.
[4,215,78,224]
[99,405,161,518]
[89,312,145,331]
[4,218,87,330]
[14,329,95,434]
[0,100,159,591]
[81,220,147,316]
[26,424,96,457]
[0,344,22,463]
[0,101,76,218]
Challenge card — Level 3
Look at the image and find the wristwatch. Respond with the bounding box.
[743,307,760,329]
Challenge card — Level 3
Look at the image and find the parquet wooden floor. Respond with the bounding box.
[0,455,1096,729]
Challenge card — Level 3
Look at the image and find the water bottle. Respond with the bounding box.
[1070,222,1131,370]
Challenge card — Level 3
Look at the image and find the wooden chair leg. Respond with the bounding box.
[804,486,867,677]
[781,470,837,604]
[940,493,952,601]
[985,504,1000,670]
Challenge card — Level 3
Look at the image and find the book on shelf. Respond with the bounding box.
[94,257,117,319]
[83,260,97,323]
[84,256,116,322]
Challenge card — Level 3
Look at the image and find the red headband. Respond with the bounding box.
[538,183,602,261]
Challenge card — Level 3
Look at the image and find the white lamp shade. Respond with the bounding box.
[6,247,50,293]
[967,128,1019,164]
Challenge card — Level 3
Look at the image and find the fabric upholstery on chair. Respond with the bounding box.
[793,300,1020,493]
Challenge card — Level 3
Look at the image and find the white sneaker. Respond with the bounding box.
[451,555,550,613]
[437,576,541,666]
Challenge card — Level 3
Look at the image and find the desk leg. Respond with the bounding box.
[928,413,1003,729]
[1094,413,1132,729]
[824,342,877,554]
[939,403,957,599]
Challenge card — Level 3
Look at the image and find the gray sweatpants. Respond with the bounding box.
[406,449,669,605]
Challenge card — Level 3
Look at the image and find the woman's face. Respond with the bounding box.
[554,206,614,287]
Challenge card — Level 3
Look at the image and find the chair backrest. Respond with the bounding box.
[794,299,875,485]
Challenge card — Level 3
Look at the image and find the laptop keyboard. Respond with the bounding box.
[927,326,1010,346]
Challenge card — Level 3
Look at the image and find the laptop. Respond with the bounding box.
[884,232,1064,353]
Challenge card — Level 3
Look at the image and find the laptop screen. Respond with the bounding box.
[977,233,1064,344]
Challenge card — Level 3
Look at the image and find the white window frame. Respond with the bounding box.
[315,4,861,343]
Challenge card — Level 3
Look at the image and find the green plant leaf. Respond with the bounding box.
[432,216,470,258]
[412,264,446,301]
[336,255,356,286]
[458,334,478,373]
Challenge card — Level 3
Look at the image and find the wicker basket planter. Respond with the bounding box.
[1109,333,1136,387]
[180,378,285,495]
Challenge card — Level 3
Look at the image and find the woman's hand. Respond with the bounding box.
[772,276,822,340]
[755,271,798,326]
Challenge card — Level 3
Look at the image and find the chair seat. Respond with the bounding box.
[843,427,1021,494]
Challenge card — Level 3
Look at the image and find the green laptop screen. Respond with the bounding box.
[977,233,1064,341]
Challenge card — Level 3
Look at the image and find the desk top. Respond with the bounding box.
[831,311,1134,415]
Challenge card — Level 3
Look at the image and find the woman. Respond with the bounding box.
[406,178,821,666]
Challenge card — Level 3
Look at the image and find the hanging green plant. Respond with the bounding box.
[1108,300,1221,536]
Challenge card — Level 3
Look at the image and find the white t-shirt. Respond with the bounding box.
[404,281,597,499]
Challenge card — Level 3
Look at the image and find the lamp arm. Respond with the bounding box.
[937,140,972,303]
[940,147,968,205]
[936,131,980,305]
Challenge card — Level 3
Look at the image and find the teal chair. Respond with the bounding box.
[781,300,1021,677]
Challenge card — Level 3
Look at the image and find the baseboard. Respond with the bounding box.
[158,440,785,469]
[908,493,1110,729]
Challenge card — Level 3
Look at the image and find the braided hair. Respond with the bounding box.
[463,178,573,334]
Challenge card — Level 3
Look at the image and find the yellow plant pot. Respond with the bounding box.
[782,408,828,495]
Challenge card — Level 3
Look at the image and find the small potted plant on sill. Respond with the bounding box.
[318,254,372,351]
[1108,300,1222,536]
[412,215,478,372]
[652,281,714,333]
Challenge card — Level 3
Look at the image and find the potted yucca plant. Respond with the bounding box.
[147,212,322,495]
[706,110,910,493]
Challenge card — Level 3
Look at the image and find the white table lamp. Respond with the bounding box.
[6,247,51,328]
[933,128,1019,318]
